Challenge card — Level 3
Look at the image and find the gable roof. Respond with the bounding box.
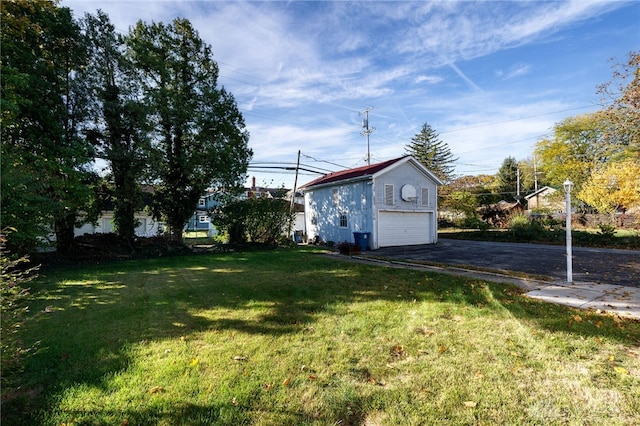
[524,186,557,200]
[300,155,443,189]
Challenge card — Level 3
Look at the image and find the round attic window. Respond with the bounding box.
[401,184,417,201]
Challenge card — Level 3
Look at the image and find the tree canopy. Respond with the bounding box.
[405,122,457,183]
[1,0,95,253]
[1,3,252,252]
[128,18,252,240]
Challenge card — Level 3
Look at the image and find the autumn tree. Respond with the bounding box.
[405,122,458,183]
[128,18,252,240]
[578,159,640,214]
[597,51,640,158]
[1,0,95,253]
[534,113,614,193]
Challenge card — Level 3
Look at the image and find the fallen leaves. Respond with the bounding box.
[148,386,164,394]
[390,344,407,358]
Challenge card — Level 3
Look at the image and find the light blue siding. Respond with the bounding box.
[304,157,440,248]
[304,181,373,245]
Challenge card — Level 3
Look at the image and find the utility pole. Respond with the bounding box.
[290,150,300,213]
[533,154,539,192]
[359,107,375,165]
[289,150,301,241]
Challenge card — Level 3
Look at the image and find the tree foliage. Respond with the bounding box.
[1,230,39,387]
[533,113,615,194]
[1,0,96,254]
[128,19,252,241]
[494,157,519,200]
[81,11,151,244]
[597,50,640,157]
[212,198,294,245]
[578,159,640,214]
[405,122,457,183]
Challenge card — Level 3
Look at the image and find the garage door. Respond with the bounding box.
[378,211,432,247]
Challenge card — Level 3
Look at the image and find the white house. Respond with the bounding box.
[300,156,443,249]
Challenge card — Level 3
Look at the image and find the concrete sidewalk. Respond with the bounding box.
[334,253,640,320]
[525,281,640,319]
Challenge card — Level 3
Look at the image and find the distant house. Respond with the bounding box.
[185,189,219,236]
[300,156,443,249]
[74,186,161,238]
[524,186,563,212]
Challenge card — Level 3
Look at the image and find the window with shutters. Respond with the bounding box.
[384,184,394,205]
[421,187,429,206]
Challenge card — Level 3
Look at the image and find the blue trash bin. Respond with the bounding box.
[353,232,370,251]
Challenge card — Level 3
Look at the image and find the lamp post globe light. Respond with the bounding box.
[563,179,574,283]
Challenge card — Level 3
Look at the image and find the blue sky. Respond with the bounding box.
[63,0,639,189]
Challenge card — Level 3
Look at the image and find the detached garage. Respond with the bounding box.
[300,156,442,249]
[378,211,434,247]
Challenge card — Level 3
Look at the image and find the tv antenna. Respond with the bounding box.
[359,107,376,165]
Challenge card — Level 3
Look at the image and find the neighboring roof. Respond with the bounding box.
[300,156,443,189]
[524,186,557,200]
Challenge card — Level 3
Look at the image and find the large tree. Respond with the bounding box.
[81,11,151,244]
[128,18,252,240]
[533,113,613,194]
[578,159,640,214]
[1,0,94,253]
[405,122,457,183]
[597,51,640,158]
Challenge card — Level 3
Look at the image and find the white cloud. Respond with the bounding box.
[60,0,636,188]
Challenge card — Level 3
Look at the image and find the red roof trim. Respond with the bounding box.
[301,156,408,189]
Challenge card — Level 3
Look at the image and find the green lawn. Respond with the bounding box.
[4,247,640,425]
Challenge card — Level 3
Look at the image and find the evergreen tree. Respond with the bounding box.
[495,156,519,200]
[405,122,457,183]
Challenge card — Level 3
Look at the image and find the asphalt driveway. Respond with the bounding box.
[367,238,640,288]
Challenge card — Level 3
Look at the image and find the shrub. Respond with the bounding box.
[509,214,546,241]
[1,230,40,392]
[455,216,490,230]
[212,198,295,246]
[597,223,616,239]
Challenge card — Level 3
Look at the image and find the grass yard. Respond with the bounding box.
[3,247,640,425]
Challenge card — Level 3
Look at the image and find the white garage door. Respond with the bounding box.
[378,211,432,247]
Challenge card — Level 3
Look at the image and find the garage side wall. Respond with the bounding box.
[304,180,373,245]
[372,164,439,248]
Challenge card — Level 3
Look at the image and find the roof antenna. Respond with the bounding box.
[359,107,376,165]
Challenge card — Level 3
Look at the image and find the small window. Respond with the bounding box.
[199,215,210,223]
[339,213,348,228]
[198,198,206,207]
[421,187,429,206]
[332,188,339,206]
[384,184,394,205]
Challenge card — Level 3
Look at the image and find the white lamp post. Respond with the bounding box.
[563,179,573,283]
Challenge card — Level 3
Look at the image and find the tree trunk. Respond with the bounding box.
[55,212,76,254]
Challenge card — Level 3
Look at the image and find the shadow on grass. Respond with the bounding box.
[3,247,638,425]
